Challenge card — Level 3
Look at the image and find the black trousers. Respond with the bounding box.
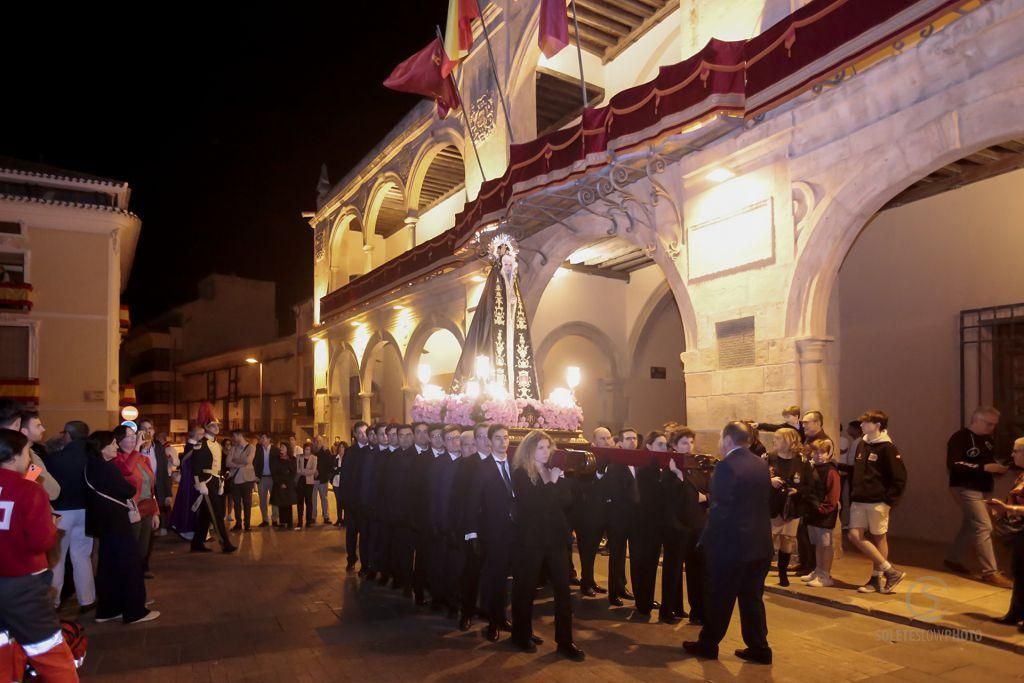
[279,504,293,528]
[392,526,415,588]
[577,518,604,589]
[371,518,391,577]
[413,529,432,600]
[334,488,344,524]
[192,486,231,551]
[607,523,630,599]
[345,508,360,567]
[512,543,574,646]
[230,481,254,528]
[429,531,450,604]
[358,507,373,571]
[96,533,148,623]
[797,518,814,571]
[699,555,770,651]
[662,534,685,617]
[481,540,513,626]
[631,526,662,613]
[460,540,483,619]
[296,482,313,524]
[684,541,706,621]
[1007,538,1024,620]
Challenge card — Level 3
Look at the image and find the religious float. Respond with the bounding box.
[411,233,587,446]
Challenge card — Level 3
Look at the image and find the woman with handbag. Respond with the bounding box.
[111,425,160,571]
[987,437,1024,632]
[84,430,158,624]
[271,442,298,530]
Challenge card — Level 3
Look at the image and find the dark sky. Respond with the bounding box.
[2,2,449,332]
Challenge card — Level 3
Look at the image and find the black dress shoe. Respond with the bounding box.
[447,607,459,620]
[652,601,661,609]
[993,613,1023,625]
[609,596,624,607]
[530,634,544,645]
[621,590,635,600]
[231,524,242,531]
[682,640,718,659]
[414,596,427,606]
[569,577,581,586]
[688,617,704,626]
[459,616,472,632]
[258,521,269,528]
[735,647,773,665]
[557,642,585,661]
[581,587,596,597]
[191,546,213,553]
[499,618,512,631]
[223,545,237,554]
[592,585,608,594]
[78,603,96,614]
[659,614,681,625]
[430,600,443,612]
[485,624,500,642]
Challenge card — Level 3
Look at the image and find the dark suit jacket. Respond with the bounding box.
[511,468,572,550]
[606,463,641,531]
[700,447,772,563]
[339,444,365,504]
[466,456,514,546]
[253,444,275,478]
[153,441,172,502]
[429,453,459,535]
[449,454,484,540]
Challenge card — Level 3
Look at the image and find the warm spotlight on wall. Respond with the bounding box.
[706,167,736,183]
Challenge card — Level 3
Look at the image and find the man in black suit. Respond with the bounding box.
[340,421,369,571]
[684,421,772,665]
[605,427,641,606]
[429,425,461,615]
[465,424,515,642]
[389,425,417,596]
[190,419,236,554]
[451,426,488,630]
[371,424,395,585]
[576,427,613,597]
[253,433,277,527]
[410,421,437,606]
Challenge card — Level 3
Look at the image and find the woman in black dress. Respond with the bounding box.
[270,442,298,530]
[84,430,158,624]
[509,430,584,661]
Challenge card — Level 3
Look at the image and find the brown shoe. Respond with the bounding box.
[981,572,1013,589]
[942,560,970,575]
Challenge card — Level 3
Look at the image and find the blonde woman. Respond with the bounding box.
[509,430,584,661]
[767,427,804,586]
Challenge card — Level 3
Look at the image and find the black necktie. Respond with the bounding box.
[499,460,512,494]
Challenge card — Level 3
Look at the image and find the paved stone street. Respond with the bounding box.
[72,514,1022,682]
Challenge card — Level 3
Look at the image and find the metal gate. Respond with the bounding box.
[960,302,1024,453]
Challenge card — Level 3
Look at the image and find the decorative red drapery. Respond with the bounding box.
[321,0,965,321]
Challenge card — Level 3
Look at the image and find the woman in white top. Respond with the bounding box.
[295,444,317,529]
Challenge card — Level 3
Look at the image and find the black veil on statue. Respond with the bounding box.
[449,234,540,400]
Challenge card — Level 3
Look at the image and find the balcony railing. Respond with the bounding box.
[0,378,39,405]
[0,283,33,311]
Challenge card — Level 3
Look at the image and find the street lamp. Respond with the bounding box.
[246,357,263,432]
[566,366,581,391]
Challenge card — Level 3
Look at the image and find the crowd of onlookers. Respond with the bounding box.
[1,397,1021,677]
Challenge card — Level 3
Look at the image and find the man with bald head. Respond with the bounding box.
[573,427,613,596]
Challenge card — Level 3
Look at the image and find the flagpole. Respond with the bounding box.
[569,0,588,110]
[437,26,488,185]
[472,0,515,144]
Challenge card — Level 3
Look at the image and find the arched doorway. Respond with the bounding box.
[328,345,360,441]
[537,325,621,432]
[628,283,687,433]
[362,336,405,424]
[417,328,462,392]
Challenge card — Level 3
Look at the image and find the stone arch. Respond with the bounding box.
[403,315,465,389]
[628,280,677,375]
[363,172,409,246]
[535,321,622,388]
[327,207,363,291]
[327,341,360,437]
[506,7,543,142]
[786,83,1024,340]
[519,217,698,350]
[406,128,466,213]
[360,329,407,423]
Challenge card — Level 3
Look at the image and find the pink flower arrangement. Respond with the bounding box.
[411,395,445,424]
[412,392,583,431]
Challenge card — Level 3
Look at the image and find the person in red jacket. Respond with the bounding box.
[0,428,79,681]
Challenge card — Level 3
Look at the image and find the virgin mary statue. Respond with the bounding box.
[450,234,540,400]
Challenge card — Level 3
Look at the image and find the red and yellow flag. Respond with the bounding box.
[442,0,480,75]
[384,38,461,119]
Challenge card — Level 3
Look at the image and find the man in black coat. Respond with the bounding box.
[684,421,772,664]
[451,427,488,631]
[575,427,612,597]
[605,427,641,606]
[340,422,369,571]
[465,424,515,642]
[388,425,417,595]
[410,422,438,606]
[190,420,236,554]
[429,425,462,615]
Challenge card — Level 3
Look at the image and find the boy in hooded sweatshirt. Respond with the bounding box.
[802,439,841,587]
[848,409,908,594]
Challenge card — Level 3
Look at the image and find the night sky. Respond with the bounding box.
[2,3,450,332]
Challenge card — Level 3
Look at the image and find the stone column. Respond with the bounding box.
[600,377,627,433]
[362,243,375,275]
[796,336,836,423]
[359,391,374,423]
[401,385,417,422]
[403,214,419,250]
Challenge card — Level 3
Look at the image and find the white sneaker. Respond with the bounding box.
[800,571,818,582]
[95,614,122,623]
[129,610,160,624]
[807,574,834,588]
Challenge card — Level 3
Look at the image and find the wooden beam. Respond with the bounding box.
[561,262,631,281]
[603,0,679,63]
[602,0,658,17]
[884,151,1024,210]
[574,6,632,37]
[576,0,645,26]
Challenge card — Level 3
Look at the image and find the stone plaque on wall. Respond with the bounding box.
[716,316,756,368]
[688,198,774,281]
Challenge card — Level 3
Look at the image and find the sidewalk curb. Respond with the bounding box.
[763,585,1023,655]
